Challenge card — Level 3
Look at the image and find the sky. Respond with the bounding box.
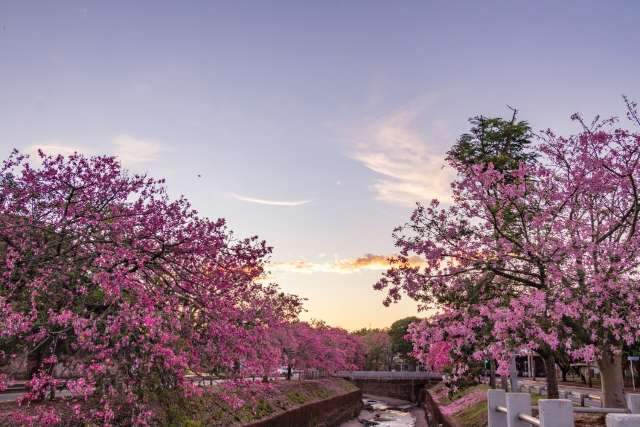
[1,1,639,330]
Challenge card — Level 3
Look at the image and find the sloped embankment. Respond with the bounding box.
[0,378,361,426]
[423,383,606,427]
[174,378,362,427]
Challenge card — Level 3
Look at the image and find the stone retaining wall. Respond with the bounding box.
[421,388,454,427]
[244,389,363,427]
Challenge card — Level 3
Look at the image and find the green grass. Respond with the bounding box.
[183,378,356,426]
[286,390,308,404]
[437,383,488,405]
[531,393,544,404]
[0,378,359,427]
[448,392,561,427]
[453,400,488,427]
[233,399,275,423]
[450,384,488,401]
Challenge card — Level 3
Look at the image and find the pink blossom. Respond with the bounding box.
[375,101,640,399]
[0,151,304,423]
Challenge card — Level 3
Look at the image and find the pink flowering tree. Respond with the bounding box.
[407,311,485,385]
[0,151,303,424]
[376,99,640,407]
[354,329,392,371]
[276,321,364,377]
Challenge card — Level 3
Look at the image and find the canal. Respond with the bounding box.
[340,394,427,427]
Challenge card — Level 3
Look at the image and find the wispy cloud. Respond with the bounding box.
[352,105,455,206]
[25,135,164,166]
[25,143,86,157]
[112,134,163,164]
[270,253,424,274]
[229,193,311,207]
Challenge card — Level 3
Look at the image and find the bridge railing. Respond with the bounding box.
[333,370,442,380]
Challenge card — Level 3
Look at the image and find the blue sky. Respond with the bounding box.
[1,1,639,329]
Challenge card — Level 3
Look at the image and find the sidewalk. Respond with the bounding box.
[520,379,602,399]
[521,378,639,394]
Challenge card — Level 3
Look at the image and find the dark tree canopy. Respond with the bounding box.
[447,110,536,172]
[389,316,420,357]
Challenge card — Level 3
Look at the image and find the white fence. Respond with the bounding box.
[488,389,640,427]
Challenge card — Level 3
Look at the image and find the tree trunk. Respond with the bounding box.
[543,353,559,399]
[500,375,508,391]
[286,364,292,381]
[489,359,496,388]
[598,351,626,408]
[579,371,587,385]
[531,356,536,380]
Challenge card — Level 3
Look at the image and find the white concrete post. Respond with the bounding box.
[626,393,640,413]
[488,389,507,427]
[538,399,574,427]
[506,393,531,427]
[606,414,640,427]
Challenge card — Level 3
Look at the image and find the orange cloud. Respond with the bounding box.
[270,253,424,274]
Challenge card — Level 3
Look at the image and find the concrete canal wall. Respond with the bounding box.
[244,388,363,427]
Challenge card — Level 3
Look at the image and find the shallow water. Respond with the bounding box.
[340,395,416,427]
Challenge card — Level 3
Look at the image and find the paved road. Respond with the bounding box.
[0,376,288,403]
[0,392,25,403]
[519,379,603,407]
[0,389,72,403]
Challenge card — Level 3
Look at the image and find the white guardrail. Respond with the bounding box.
[488,389,640,427]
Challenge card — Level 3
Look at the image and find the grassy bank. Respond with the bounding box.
[162,378,359,426]
[430,383,488,426]
[428,383,605,427]
[0,378,358,427]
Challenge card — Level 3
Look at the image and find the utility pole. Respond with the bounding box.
[509,354,519,392]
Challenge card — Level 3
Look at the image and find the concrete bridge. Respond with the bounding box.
[333,371,443,402]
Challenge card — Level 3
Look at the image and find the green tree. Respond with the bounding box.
[447,108,535,173]
[389,317,420,360]
[445,109,563,394]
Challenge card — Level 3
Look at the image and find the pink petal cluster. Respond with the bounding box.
[0,151,305,423]
[376,102,640,396]
[265,321,365,375]
[2,407,61,427]
[439,389,486,416]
